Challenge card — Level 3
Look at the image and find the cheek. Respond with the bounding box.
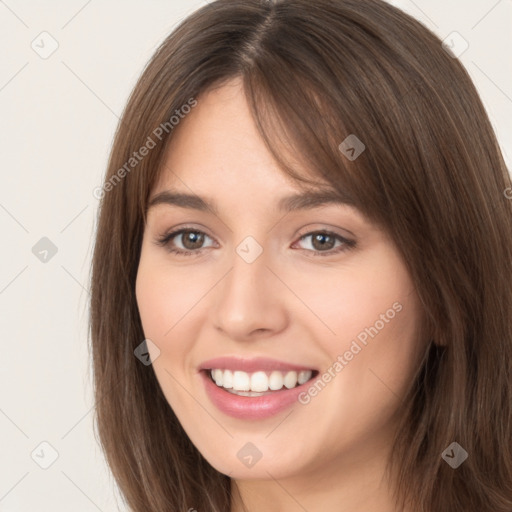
[135,251,202,343]
[283,248,415,347]
[291,247,423,399]
[135,252,199,410]
[327,293,422,428]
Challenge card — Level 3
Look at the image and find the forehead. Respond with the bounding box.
[146,80,369,230]
[156,82,283,184]
[152,79,336,199]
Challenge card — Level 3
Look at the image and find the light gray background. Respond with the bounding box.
[0,0,511,510]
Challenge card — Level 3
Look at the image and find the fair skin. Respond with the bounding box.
[136,77,425,512]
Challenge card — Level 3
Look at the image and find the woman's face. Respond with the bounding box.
[136,78,425,484]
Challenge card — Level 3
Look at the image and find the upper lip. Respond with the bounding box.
[199,356,317,373]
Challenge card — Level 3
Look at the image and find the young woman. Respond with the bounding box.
[89,0,512,510]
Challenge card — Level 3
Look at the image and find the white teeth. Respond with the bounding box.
[212,369,223,386]
[250,371,269,392]
[284,371,298,389]
[222,369,233,389]
[209,369,313,393]
[269,371,284,390]
[232,371,250,391]
[298,370,310,385]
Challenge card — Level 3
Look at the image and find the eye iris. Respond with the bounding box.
[182,231,204,250]
[312,233,335,251]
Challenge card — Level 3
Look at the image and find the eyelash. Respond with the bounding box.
[154,227,356,258]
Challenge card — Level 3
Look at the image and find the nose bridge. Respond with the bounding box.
[223,235,269,305]
[212,234,287,338]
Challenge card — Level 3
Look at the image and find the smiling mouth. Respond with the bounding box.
[204,368,319,396]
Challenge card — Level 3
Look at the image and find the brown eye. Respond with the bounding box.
[311,233,336,251]
[180,230,206,250]
[155,228,215,256]
[295,231,356,257]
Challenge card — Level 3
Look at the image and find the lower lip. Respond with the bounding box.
[200,370,315,420]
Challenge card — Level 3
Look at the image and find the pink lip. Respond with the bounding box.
[199,356,316,373]
[200,370,316,420]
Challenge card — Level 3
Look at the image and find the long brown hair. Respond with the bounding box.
[89,0,512,510]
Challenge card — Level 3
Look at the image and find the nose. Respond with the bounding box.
[211,243,289,341]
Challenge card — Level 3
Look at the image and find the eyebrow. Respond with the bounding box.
[147,189,355,214]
